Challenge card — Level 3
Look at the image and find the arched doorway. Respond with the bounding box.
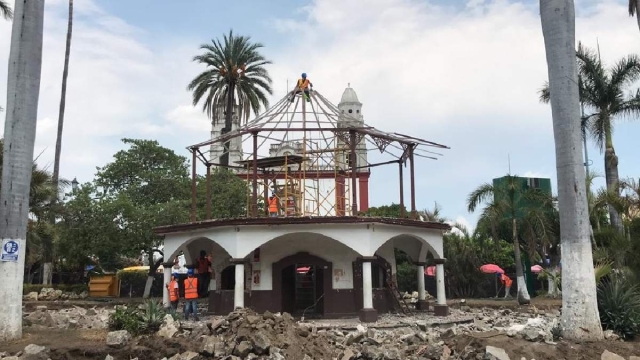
[273,252,331,318]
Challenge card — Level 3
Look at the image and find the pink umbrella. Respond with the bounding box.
[480,264,505,274]
[531,265,543,274]
[424,266,436,277]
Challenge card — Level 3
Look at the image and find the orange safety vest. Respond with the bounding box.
[168,279,179,302]
[501,274,513,288]
[297,78,310,89]
[184,277,198,299]
[268,197,278,213]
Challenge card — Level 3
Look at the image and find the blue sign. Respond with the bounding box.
[1,239,19,262]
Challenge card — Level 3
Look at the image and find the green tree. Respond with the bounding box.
[540,44,640,233]
[467,175,555,304]
[0,0,12,20]
[361,203,406,218]
[96,139,190,206]
[188,30,273,166]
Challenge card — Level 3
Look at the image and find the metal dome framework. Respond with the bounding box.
[186,89,450,221]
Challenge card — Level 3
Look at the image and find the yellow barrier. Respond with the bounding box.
[88,274,120,297]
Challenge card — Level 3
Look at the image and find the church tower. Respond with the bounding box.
[336,84,369,212]
[209,104,243,169]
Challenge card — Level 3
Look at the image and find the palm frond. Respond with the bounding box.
[630,0,638,17]
[0,0,12,20]
[467,183,494,213]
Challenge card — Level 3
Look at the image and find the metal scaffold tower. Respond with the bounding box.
[187,87,450,220]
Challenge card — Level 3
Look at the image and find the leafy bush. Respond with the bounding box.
[108,300,166,335]
[23,284,88,295]
[396,262,417,293]
[108,306,142,334]
[597,277,640,339]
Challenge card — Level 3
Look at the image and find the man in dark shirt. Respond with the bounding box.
[196,250,211,298]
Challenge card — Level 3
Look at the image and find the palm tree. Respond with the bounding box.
[419,201,446,222]
[0,0,46,341]
[630,0,640,33]
[0,0,12,20]
[540,44,640,233]
[467,175,555,305]
[47,0,74,285]
[540,0,603,341]
[188,30,273,166]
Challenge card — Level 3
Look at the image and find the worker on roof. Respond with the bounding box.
[497,272,512,299]
[268,192,280,217]
[291,73,313,103]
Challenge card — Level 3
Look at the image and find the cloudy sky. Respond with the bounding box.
[0,0,638,229]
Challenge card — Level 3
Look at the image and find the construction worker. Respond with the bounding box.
[196,250,211,298]
[291,72,313,102]
[268,192,279,217]
[497,272,513,299]
[184,268,199,321]
[165,272,179,315]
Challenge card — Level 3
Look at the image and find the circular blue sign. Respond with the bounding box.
[3,240,18,254]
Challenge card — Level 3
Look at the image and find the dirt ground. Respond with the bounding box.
[3,327,639,360]
[451,297,562,310]
[446,332,640,360]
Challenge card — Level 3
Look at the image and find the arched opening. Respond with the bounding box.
[220,265,235,290]
[274,252,330,318]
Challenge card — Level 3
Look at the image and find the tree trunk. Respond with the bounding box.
[540,0,603,341]
[220,82,236,166]
[44,0,74,285]
[143,251,163,299]
[637,0,640,33]
[512,218,530,304]
[0,0,45,342]
[604,145,623,232]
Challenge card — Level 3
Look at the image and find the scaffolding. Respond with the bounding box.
[188,88,450,220]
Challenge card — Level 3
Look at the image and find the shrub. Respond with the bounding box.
[108,300,166,335]
[108,306,141,335]
[139,300,166,332]
[597,277,640,340]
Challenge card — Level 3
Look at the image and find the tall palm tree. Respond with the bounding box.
[630,0,640,33]
[188,30,273,166]
[467,175,555,305]
[540,44,640,233]
[0,0,12,20]
[47,0,74,285]
[540,0,603,341]
[0,0,46,341]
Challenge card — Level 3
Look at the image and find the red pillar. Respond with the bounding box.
[358,175,369,212]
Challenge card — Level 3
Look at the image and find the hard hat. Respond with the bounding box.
[301,73,307,78]
[187,268,194,275]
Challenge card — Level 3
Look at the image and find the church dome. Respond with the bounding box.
[340,84,360,104]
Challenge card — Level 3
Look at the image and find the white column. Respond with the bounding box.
[162,266,171,307]
[234,263,245,309]
[417,265,426,301]
[362,261,373,309]
[436,263,446,305]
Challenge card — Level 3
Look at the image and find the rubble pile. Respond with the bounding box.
[23,305,111,330]
[23,287,89,301]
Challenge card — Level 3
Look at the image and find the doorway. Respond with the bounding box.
[281,263,324,316]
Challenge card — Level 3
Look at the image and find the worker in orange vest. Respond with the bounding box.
[498,272,513,299]
[184,268,199,321]
[268,192,279,217]
[290,73,313,102]
[165,272,179,315]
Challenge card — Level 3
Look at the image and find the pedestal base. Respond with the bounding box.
[358,308,378,323]
[416,300,429,311]
[434,304,449,316]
